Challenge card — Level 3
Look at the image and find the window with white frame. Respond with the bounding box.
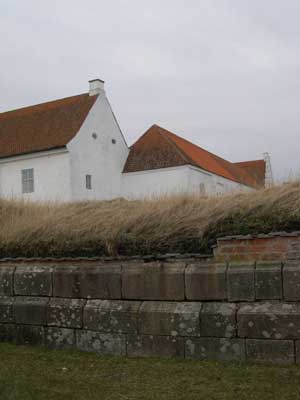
[21,168,34,193]
[86,174,92,190]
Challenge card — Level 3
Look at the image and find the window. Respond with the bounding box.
[216,182,224,196]
[86,174,92,190]
[21,168,34,193]
[199,183,206,195]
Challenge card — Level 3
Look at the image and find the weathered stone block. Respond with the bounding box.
[0,265,15,296]
[238,302,300,340]
[14,297,48,325]
[201,303,236,338]
[46,327,75,349]
[185,337,245,362]
[76,330,126,356]
[122,262,185,300]
[84,300,141,333]
[127,334,184,358]
[185,264,227,300]
[255,262,282,300]
[47,298,86,328]
[16,325,45,346]
[294,341,300,364]
[139,301,201,337]
[0,323,15,342]
[246,339,294,364]
[0,297,14,323]
[53,264,121,299]
[283,261,300,301]
[227,263,255,301]
[14,264,53,296]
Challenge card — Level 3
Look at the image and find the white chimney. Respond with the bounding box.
[263,152,274,187]
[89,79,105,96]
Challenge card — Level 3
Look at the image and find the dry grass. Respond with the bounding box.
[0,181,300,258]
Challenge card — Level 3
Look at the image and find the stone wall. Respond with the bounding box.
[1,259,300,364]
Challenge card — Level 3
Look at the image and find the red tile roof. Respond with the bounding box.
[0,93,98,158]
[234,160,266,187]
[123,125,265,188]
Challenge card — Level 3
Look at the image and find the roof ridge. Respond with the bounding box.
[234,159,264,165]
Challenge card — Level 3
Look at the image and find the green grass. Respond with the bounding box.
[1,344,300,400]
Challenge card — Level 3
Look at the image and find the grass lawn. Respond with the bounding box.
[1,344,300,400]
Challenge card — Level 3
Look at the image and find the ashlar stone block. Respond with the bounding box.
[46,327,75,349]
[255,262,282,300]
[14,297,48,325]
[185,263,227,300]
[76,330,126,356]
[238,302,300,340]
[47,298,86,328]
[16,325,45,346]
[139,301,201,337]
[0,265,15,296]
[127,334,184,358]
[122,262,185,300]
[227,263,255,302]
[53,264,121,299]
[185,337,245,362]
[84,300,141,333]
[246,339,294,364]
[14,264,53,296]
[283,261,300,301]
[201,303,236,338]
[0,323,15,343]
[0,297,14,323]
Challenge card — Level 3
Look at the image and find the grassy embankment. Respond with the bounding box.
[0,181,299,258]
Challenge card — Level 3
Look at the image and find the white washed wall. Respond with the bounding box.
[122,166,190,199]
[68,92,129,201]
[187,166,254,195]
[122,165,253,199]
[0,151,71,201]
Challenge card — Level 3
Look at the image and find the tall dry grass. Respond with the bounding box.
[0,181,300,258]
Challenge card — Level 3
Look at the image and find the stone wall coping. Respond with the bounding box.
[216,231,300,242]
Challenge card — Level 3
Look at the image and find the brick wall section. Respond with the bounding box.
[213,232,300,262]
[1,259,300,364]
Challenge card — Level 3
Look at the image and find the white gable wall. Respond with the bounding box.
[0,150,71,201]
[67,92,129,200]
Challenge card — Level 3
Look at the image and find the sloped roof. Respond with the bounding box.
[0,93,98,159]
[234,160,266,188]
[123,125,265,188]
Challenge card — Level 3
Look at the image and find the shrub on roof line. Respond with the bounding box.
[0,181,299,258]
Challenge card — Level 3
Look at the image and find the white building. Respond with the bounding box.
[0,79,269,202]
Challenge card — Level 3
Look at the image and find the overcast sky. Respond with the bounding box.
[1,0,300,180]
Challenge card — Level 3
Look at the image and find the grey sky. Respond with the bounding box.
[1,0,300,180]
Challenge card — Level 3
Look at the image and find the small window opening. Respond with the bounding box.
[86,174,92,190]
[22,168,34,193]
[199,182,206,195]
